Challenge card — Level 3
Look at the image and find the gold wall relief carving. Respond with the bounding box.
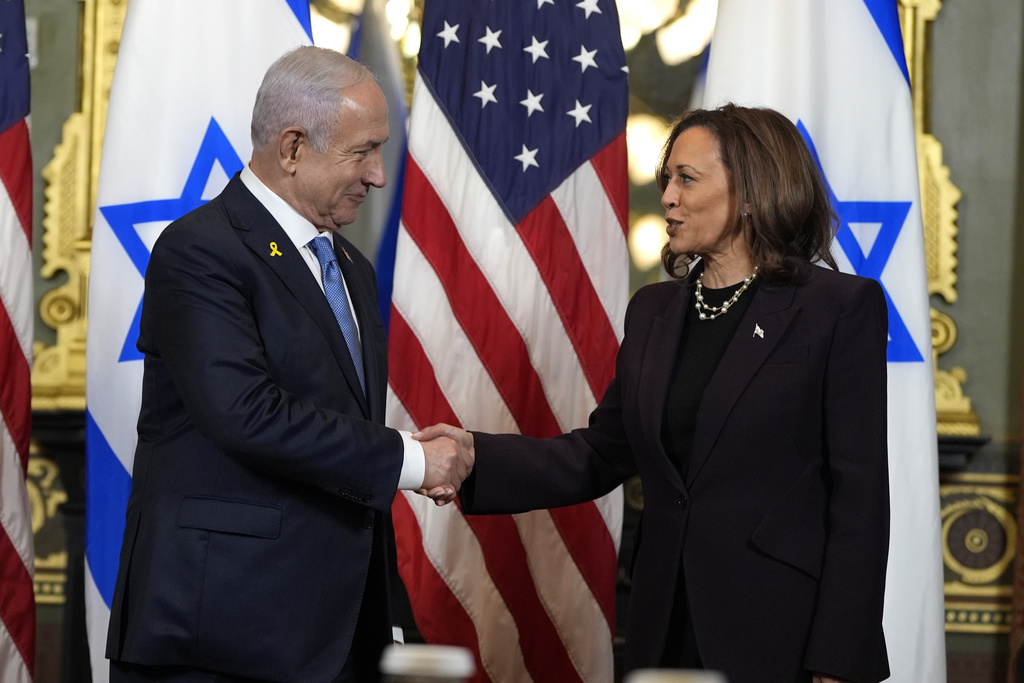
[32,0,128,409]
[26,454,70,605]
[940,473,1018,634]
[899,0,978,437]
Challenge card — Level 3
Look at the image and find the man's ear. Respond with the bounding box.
[277,127,306,175]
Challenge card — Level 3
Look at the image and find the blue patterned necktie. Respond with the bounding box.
[308,234,365,394]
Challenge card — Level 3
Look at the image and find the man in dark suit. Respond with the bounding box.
[106,46,471,683]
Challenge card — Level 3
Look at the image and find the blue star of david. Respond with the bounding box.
[99,117,243,362]
[797,121,922,363]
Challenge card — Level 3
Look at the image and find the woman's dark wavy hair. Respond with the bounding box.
[657,104,838,284]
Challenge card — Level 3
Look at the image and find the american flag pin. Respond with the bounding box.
[753,324,764,339]
[341,246,353,263]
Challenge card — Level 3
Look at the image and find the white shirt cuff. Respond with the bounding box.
[397,430,426,490]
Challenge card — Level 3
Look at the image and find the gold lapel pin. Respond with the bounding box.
[269,242,283,257]
[753,324,764,339]
[341,246,353,263]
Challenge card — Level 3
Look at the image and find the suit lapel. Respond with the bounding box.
[686,282,799,487]
[224,178,372,418]
[637,282,691,492]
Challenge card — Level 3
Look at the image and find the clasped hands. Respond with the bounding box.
[414,423,475,506]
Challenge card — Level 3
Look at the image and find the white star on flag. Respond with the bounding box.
[478,26,502,54]
[537,0,554,8]
[573,44,598,72]
[523,35,550,63]
[474,80,498,107]
[566,99,592,126]
[514,144,540,171]
[520,89,545,117]
[576,0,602,19]
[437,20,460,47]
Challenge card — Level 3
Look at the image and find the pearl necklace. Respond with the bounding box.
[694,266,759,321]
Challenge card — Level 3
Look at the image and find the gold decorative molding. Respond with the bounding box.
[931,309,980,436]
[940,473,1019,633]
[26,455,69,605]
[899,0,978,436]
[32,0,128,410]
[919,134,962,303]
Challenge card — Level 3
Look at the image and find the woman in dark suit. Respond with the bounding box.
[418,104,890,683]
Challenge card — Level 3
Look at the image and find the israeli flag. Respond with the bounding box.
[702,1,945,681]
[84,2,311,680]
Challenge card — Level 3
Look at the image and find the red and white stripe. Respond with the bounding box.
[0,112,36,683]
[388,73,628,682]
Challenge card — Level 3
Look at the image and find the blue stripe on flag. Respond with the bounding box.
[85,410,133,607]
[285,0,314,43]
[861,0,910,86]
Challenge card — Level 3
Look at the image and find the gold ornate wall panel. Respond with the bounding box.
[32,0,128,409]
[941,473,1018,634]
[899,0,978,437]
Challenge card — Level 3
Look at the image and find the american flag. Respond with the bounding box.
[386,0,629,680]
[0,1,36,682]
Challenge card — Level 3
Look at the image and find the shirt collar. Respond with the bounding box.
[240,164,324,251]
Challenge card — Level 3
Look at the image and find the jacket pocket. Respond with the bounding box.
[749,460,827,579]
[177,496,282,539]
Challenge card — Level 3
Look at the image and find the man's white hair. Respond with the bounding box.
[251,46,374,154]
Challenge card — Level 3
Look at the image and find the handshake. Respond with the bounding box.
[414,423,475,507]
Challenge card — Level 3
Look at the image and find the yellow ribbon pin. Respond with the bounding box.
[269,242,283,257]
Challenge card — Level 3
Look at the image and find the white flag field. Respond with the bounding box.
[84,2,311,681]
[703,0,945,681]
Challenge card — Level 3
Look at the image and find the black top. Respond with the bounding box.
[661,276,760,479]
[658,274,760,669]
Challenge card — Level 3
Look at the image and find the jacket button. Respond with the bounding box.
[677,496,688,509]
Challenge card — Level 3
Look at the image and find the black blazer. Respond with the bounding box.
[106,175,404,681]
[464,266,890,683]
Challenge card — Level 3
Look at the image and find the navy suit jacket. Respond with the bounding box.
[464,266,891,683]
[106,175,404,681]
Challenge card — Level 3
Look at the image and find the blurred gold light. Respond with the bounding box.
[402,21,421,58]
[311,5,353,52]
[620,25,643,51]
[617,0,679,34]
[655,0,718,66]
[386,0,411,41]
[627,114,672,185]
[629,214,668,272]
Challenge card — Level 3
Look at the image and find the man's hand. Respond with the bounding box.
[414,424,475,506]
